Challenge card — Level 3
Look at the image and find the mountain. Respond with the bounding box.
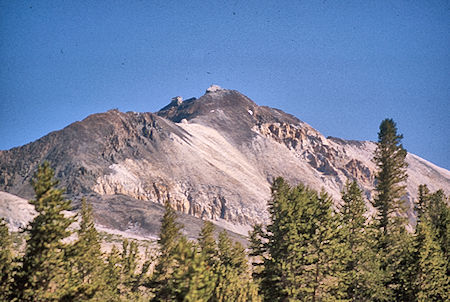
[1,85,449,237]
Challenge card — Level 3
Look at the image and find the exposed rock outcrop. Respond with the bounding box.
[1,87,449,236]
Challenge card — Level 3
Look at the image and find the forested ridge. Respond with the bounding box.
[0,119,448,301]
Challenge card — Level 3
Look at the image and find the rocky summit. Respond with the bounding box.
[1,86,449,237]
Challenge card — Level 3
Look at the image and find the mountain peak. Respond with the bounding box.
[1,86,449,239]
[157,87,257,123]
[205,84,224,93]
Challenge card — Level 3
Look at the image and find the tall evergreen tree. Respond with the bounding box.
[104,245,122,301]
[104,239,152,301]
[340,181,385,301]
[63,199,106,301]
[0,218,13,302]
[414,185,450,277]
[214,231,258,302]
[151,203,218,301]
[12,162,75,301]
[371,119,416,301]
[150,201,184,300]
[169,237,216,302]
[250,177,346,301]
[414,218,449,301]
[199,221,260,302]
[372,118,408,237]
[415,184,430,222]
[338,181,389,301]
[425,189,450,273]
[198,221,218,267]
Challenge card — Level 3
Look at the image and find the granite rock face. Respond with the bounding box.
[1,88,449,236]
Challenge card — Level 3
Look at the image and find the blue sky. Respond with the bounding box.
[1,0,449,169]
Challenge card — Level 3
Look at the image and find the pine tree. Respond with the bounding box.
[170,237,216,302]
[415,184,430,222]
[199,221,260,302]
[340,181,369,301]
[63,198,106,301]
[198,220,218,267]
[150,201,184,300]
[104,245,122,301]
[371,119,415,301]
[414,185,450,279]
[0,218,13,302]
[425,189,450,274]
[414,218,449,301]
[12,162,75,301]
[120,239,152,300]
[372,118,408,237]
[214,231,257,302]
[151,203,220,301]
[250,178,346,301]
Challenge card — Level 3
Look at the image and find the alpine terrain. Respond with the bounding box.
[1,85,449,237]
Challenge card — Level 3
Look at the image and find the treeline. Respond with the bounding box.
[0,118,449,301]
[0,162,259,302]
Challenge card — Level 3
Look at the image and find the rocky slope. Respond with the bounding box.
[1,85,449,236]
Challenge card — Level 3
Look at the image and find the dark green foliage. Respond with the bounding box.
[214,231,258,302]
[371,119,416,300]
[421,188,450,273]
[340,181,387,301]
[151,201,184,300]
[168,237,216,301]
[0,218,13,302]
[414,218,449,301]
[250,177,347,301]
[4,157,448,302]
[199,221,260,302]
[372,118,408,236]
[415,184,430,222]
[104,245,122,301]
[198,221,218,266]
[413,186,450,300]
[12,162,76,301]
[151,203,221,301]
[103,239,153,301]
[63,199,106,301]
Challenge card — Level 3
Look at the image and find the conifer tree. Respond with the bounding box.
[414,218,449,301]
[214,231,258,302]
[151,203,219,301]
[103,239,152,301]
[0,218,13,302]
[372,119,415,300]
[340,181,368,300]
[198,221,218,267]
[169,237,216,301]
[414,185,450,277]
[372,118,408,237]
[199,221,260,302]
[339,182,389,301]
[120,239,152,300]
[104,246,122,301]
[424,189,450,273]
[63,199,106,301]
[250,177,346,301]
[13,162,75,301]
[150,201,184,300]
[415,184,430,222]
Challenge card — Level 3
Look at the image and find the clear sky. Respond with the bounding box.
[1,0,449,170]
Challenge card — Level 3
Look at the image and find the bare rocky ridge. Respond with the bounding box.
[1,86,449,236]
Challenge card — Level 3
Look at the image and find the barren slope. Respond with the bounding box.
[1,86,449,236]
